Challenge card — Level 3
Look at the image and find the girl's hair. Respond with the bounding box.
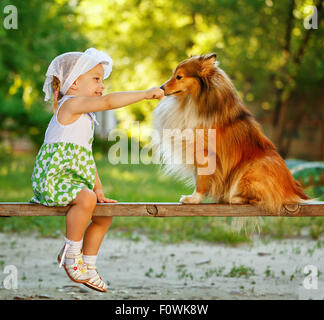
[52,76,63,114]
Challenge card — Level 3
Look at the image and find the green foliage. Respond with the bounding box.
[225,264,256,279]
[76,0,324,131]
[1,0,323,152]
[0,0,89,147]
[0,153,324,242]
[1,1,324,242]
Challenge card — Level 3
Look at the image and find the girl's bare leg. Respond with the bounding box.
[65,188,97,241]
[82,216,113,255]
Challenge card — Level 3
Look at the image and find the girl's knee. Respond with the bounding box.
[72,188,97,210]
[83,191,97,211]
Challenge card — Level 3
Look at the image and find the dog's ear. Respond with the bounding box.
[199,53,217,77]
[204,53,217,62]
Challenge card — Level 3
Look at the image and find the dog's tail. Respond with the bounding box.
[230,195,318,235]
[229,175,315,234]
[230,216,263,235]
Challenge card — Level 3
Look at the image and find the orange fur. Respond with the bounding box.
[155,53,309,214]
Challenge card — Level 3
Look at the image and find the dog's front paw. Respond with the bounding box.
[180,193,203,204]
[229,196,249,204]
[180,195,193,203]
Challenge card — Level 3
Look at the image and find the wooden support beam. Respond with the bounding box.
[0,202,324,217]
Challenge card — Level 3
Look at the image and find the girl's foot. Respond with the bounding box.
[83,265,108,292]
[57,245,89,284]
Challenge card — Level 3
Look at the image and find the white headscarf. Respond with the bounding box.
[42,48,113,101]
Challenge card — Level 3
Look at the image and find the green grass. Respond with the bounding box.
[0,151,324,244]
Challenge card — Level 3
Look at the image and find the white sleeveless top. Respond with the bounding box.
[44,95,99,151]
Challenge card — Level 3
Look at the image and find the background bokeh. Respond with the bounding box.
[0,0,324,242]
[1,0,324,158]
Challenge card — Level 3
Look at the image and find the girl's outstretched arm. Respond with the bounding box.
[65,87,164,115]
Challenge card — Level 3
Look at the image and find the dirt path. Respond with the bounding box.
[0,232,323,300]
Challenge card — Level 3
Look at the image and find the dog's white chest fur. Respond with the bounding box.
[153,96,201,181]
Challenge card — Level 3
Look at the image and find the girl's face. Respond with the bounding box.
[67,63,105,97]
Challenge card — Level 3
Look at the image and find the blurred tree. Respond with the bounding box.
[185,0,324,157]
[1,0,323,158]
[0,0,89,148]
[76,0,198,140]
[78,0,324,156]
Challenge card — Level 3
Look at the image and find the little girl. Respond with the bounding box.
[30,48,164,292]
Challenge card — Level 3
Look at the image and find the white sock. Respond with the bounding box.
[63,237,83,266]
[83,255,98,278]
[83,255,97,266]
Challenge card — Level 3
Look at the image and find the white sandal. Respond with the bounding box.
[83,265,108,293]
[57,244,89,284]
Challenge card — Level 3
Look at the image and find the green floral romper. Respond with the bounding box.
[30,95,98,206]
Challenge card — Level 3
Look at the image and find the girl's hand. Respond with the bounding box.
[94,189,118,203]
[145,87,164,100]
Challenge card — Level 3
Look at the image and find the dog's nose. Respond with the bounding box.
[160,85,165,91]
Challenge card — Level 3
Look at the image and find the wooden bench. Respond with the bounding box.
[1,202,324,217]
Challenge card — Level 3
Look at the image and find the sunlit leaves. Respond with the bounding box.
[1,0,323,148]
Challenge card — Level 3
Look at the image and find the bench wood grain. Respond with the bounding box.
[0,202,324,217]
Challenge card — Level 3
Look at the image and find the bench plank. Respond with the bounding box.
[0,202,324,217]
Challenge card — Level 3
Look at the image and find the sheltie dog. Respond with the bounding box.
[153,53,309,215]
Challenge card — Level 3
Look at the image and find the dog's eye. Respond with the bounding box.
[176,75,182,80]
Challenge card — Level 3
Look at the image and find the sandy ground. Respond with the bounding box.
[0,232,323,300]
